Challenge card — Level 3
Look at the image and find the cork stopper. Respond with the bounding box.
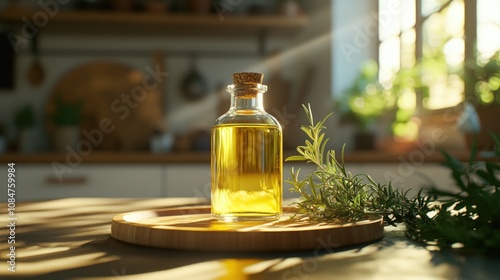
[233,72,264,84]
[229,72,267,98]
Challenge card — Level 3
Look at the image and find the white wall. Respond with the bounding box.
[332,0,378,98]
[330,0,380,151]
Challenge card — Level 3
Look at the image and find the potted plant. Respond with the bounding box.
[464,51,500,150]
[50,96,82,152]
[338,60,395,150]
[14,104,36,153]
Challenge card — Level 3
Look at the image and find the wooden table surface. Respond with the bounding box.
[0,198,499,279]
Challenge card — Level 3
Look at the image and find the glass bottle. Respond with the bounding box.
[211,72,283,222]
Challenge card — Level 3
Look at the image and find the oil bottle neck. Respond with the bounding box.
[227,83,267,112]
[231,93,264,111]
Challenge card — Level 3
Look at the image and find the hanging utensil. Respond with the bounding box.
[153,51,167,114]
[27,34,44,87]
[0,32,15,89]
[181,54,208,101]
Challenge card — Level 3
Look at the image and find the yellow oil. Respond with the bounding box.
[211,123,282,221]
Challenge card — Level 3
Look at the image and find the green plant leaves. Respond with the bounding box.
[51,96,83,126]
[14,104,35,128]
[287,104,500,256]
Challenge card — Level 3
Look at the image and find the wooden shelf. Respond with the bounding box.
[0,8,308,35]
[1,7,308,55]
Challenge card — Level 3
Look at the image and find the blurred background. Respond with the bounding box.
[0,0,329,154]
[0,0,499,200]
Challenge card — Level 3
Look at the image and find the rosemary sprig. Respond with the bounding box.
[286,104,500,255]
[286,104,410,224]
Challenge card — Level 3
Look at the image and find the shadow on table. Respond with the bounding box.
[2,198,499,280]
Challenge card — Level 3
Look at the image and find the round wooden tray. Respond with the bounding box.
[111,206,384,252]
[47,61,163,151]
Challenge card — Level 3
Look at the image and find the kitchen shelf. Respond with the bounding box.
[0,7,308,55]
[0,9,308,31]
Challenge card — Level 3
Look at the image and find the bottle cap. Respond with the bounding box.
[233,72,264,84]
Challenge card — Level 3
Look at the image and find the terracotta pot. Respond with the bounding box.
[465,104,500,151]
[354,131,376,150]
[54,126,80,152]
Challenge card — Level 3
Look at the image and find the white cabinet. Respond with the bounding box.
[0,164,163,201]
[164,164,211,198]
[0,161,456,202]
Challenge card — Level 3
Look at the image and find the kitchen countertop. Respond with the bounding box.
[0,149,488,164]
[1,198,499,279]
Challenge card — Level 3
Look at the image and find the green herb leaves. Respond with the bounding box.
[418,142,500,255]
[286,104,500,255]
[286,104,385,223]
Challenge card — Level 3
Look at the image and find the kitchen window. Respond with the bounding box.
[378,0,500,138]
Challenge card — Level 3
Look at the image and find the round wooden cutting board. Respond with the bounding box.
[111,206,384,252]
[46,61,164,151]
